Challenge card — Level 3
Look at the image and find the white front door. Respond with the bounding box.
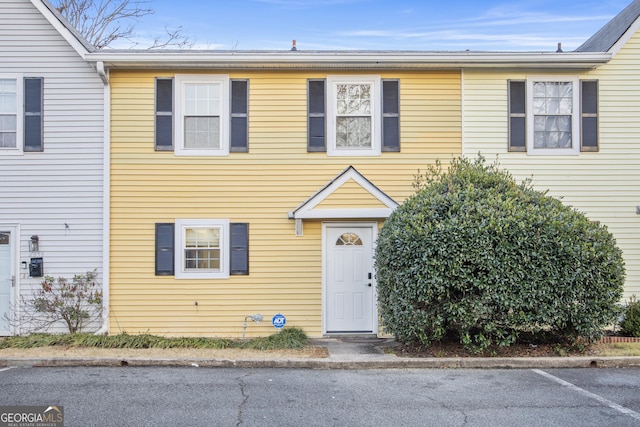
[325,224,376,333]
[0,231,13,335]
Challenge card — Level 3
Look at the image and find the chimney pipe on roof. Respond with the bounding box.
[291,40,297,51]
[556,42,563,52]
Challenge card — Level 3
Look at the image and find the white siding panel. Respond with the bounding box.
[463,37,640,298]
[0,0,104,333]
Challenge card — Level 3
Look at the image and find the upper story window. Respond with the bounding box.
[156,76,248,155]
[0,76,44,155]
[509,77,597,155]
[175,75,229,156]
[327,76,381,156]
[0,78,18,150]
[528,77,579,155]
[308,76,399,156]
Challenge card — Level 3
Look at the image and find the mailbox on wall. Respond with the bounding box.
[29,257,43,277]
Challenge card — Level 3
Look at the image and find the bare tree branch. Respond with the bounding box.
[53,0,191,49]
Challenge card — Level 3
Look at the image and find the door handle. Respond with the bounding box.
[367,283,372,287]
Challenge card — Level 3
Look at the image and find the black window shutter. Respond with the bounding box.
[508,80,526,152]
[155,78,173,151]
[382,79,400,152]
[581,80,598,152]
[308,79,326,152]
[230,223,249,275]
[24,77,43,152]
[231,79,249,152]
[155,223,175,275]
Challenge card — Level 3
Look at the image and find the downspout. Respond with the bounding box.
[96,61,110,334]
[460,68,465,159]
[96,61,108,85]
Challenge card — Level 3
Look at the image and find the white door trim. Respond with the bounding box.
[0,224,19,336]
[322,222,378,335]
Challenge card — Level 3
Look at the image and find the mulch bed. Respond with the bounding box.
[390,335,639,358]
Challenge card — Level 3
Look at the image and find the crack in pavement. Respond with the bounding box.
[236,372,252,426]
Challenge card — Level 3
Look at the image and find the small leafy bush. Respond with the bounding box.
[620,296,640,337]
[375,157,625,352]
[33,270,103,334]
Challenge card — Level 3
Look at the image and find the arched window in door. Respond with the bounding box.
[335,233,362,246]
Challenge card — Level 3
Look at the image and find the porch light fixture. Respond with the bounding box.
[29,235,39,252]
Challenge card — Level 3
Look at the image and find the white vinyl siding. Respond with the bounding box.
[0,0,104,333]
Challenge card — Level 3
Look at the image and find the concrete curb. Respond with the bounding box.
[2,356,640,369]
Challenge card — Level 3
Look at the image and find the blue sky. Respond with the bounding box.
[135,0,632,51]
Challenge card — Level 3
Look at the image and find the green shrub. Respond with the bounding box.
[620,296,640,337]
[375,157,625,352]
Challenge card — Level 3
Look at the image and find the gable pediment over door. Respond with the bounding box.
[288,166,398,235]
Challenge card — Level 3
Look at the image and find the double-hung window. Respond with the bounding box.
[175,75,230,156]
[327,76,381,156]
[528,77,579,155]
[0,77,43,154]
[157,75,248,155]
[155,220,249,278]
[509,77,597,155]
[0,78,18,151]
[308,76,399,155]
[175,219,230,279]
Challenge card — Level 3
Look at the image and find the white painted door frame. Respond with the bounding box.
[322,222,378,335]
[0,224,19,336]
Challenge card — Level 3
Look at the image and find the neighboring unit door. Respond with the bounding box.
[325,225,375,333]
[0,232,13,335]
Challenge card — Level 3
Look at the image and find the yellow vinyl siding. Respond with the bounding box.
[462,32,640,298]
[110,69,461,337]
[315,179,391,209]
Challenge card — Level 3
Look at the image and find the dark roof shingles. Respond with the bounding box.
[576,0,640,52]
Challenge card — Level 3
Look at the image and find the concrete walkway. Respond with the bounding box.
[1,337,640,369]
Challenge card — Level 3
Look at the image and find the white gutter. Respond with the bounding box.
[86,51,612,70]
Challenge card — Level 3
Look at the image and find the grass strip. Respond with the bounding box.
[0,327,307,350]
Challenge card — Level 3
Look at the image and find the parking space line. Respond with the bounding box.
[532,369,640,421]
[0,367,16,373]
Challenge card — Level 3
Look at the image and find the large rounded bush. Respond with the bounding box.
[375,157,625,351]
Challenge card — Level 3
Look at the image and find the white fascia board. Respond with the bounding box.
[86,51,611,70]
[296,208,395,219]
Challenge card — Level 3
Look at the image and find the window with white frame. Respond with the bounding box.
[327,76,381,156]
[526,77,580,155]
[174,74,229,156]
[0,78,19,152]
[175,219,230,279]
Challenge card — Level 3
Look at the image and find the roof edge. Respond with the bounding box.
[576,0,640,53]
[86,51,611,70]
[30,0,95,57]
